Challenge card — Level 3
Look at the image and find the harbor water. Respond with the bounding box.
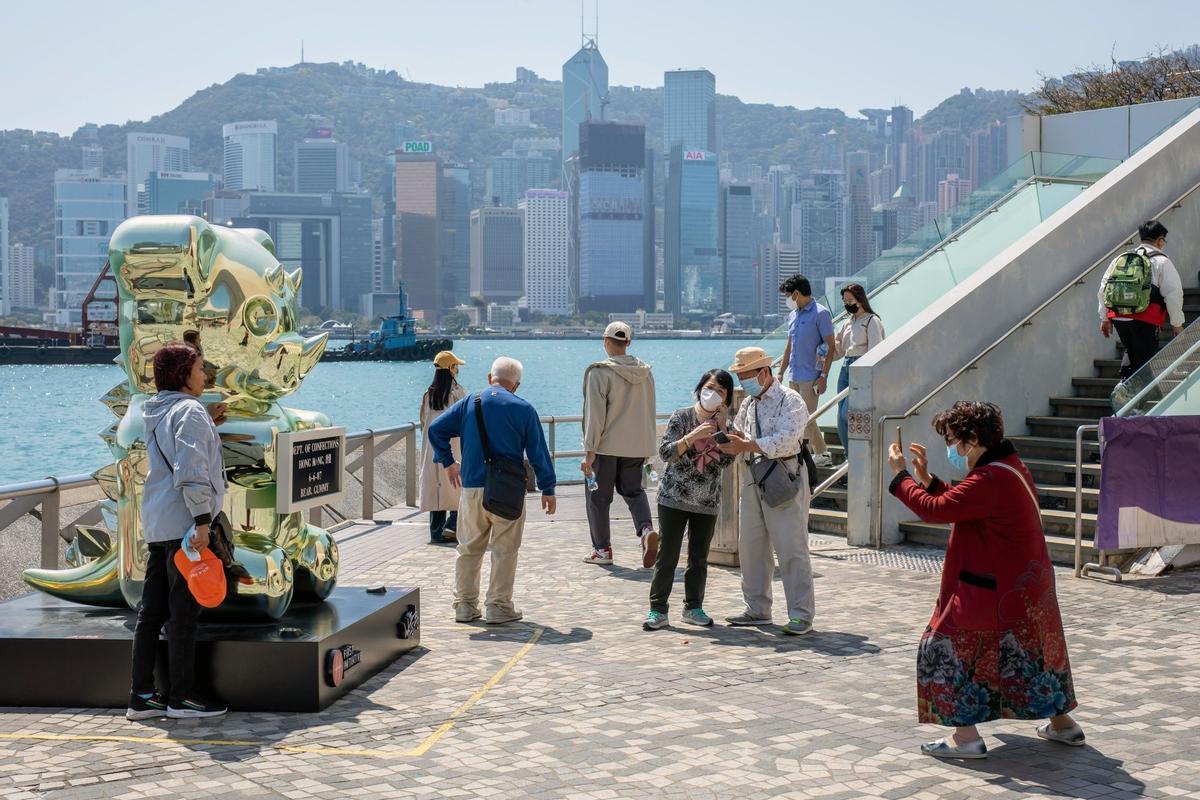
[0,338,765,485]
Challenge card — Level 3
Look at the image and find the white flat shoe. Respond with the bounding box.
[1037,722,1085,746]
[921,736,988,759]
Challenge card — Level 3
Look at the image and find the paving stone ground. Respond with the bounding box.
[1,486,1198,799]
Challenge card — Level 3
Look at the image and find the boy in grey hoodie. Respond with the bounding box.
[580,322,659,568]
[128,343,229,721]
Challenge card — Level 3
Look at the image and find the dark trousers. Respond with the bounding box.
[130,541,202,706]
[430,510,458,540]
[1114,319,1160,379]
[586,454,653,550]
[649,505,717,614]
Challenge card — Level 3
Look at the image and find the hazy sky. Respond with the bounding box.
[2,0,1196,134]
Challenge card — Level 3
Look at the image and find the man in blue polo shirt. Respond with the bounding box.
[429,356,557,625]
[776,275,835,467]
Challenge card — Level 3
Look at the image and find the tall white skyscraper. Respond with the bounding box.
[520,190,569,316]
[0,197,9,314]
[6,243,36,311]
[223,121,277,192]
[126,133,190,217]
[53,169,126,326]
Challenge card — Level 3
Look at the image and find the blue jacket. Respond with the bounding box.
[428,385,556,495]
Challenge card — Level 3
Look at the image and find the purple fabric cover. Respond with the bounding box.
[1097,415,1200,549]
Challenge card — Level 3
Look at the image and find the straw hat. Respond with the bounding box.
[728,346,774,373]
[434,351,466,369]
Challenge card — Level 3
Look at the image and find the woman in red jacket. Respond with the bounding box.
[887,401,1083,760]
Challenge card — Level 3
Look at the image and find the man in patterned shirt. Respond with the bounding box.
[717,346,816,635]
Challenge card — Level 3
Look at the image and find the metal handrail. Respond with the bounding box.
[872,175,1200,550]
[1075,423,1120,582]
[1115,326,1200,417]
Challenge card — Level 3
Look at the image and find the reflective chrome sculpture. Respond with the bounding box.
[23,216,336,619]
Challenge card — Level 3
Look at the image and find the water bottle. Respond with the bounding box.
[585,473,598,492]
[644,463,659,485]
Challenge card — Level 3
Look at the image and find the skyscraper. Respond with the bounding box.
[295,136,351,194]
[791,171,847,289]
[918,129,970,206]
[520,190,569,316]
[440,163,472,309]
[845,151,875,274]
[223,121,277,192]
[721,184,757,316]
[574,120,652,313]
[760,244,800,318]
[0,197,8,314]
[665,145,721,314]
[663,69,717,155]
[146,171,214,215]
[470,206,523,305]
[394,149,443,317]
[889,105,914,192]
[6,242,36,311]
[561,37,609,180]
[52,169,126,326]
[126,133,190,217]
[937,173,972,213]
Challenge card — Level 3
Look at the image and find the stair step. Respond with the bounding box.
[1023,457,1102,488]
[1038,485,1101,514]
[1026,416,1102,439]
[1071,376,1120,399]
[809,508,848,536]
[899,521,1094,566]
[1094,358,1123,379]
[1010,435,1100,460]
[812,486,848,512]
[1049,396,1112,420]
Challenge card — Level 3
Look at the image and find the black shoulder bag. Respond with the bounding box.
[473,393,529,521]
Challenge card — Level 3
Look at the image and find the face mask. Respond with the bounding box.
[786,296,799,311]
[844,303,859,314]
[946,443,969,474]
[699,388,723,412]
[740,373,765,398]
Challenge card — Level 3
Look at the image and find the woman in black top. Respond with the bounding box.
[643,369,736,630]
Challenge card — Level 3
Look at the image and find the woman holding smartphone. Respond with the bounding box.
[643,369,736,630]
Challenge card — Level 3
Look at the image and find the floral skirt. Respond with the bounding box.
[916,624,1077,726]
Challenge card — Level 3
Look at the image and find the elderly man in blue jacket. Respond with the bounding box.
[429,356,557,625]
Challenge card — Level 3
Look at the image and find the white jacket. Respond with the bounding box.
[1097,245,1185,327]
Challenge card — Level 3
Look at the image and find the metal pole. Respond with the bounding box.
[547,417,557,459]
[361,430,375,520]
[1074,425,1088,578]
[40,484,60,570]
[404,428,417,507]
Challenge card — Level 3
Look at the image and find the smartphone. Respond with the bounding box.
[713,431,730,444]
[895,426,904,453]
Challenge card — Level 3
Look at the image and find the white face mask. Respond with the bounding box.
[699,388,724,413]
[786,296,799,311]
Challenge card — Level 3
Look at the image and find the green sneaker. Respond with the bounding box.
[682,608,714,627]
[781,618,813,636]
[642,610,669,631]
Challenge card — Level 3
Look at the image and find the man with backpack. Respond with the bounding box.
[1098,220,1185,380]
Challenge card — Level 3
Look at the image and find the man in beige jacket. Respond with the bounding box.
[580,322,659,568]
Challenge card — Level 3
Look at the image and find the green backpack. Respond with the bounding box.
[1103,248,1155,315]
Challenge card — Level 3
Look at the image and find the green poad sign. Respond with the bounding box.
[402,141,433,153]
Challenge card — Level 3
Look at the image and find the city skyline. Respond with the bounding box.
[1,1,1193,135]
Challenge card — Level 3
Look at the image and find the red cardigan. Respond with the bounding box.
[889,444,1057,636]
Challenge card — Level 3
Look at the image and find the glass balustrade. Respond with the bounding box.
[1112,318,1200,416]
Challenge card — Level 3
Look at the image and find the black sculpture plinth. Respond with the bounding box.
[0,586,420,712]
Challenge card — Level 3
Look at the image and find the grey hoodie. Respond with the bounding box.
[582,354,657,459]
[141,391,226,543]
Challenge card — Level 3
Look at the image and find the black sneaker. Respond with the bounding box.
[126,691,167,720]
[167,697,228,719]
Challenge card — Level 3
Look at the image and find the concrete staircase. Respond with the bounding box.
[808,285,1200,566]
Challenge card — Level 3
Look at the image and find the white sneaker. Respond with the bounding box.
[454,603,481,623]
[811,453,833,467]
[582,548,613,565]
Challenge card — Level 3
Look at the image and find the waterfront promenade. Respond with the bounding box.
[1,487,1198,799]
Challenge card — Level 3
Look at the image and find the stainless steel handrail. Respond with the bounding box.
[1075,423,1120,581]
[872,175,1200,551]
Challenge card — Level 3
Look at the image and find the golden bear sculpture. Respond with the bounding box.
[23,215,337,619]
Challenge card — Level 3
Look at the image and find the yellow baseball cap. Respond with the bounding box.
[434,351,466,369]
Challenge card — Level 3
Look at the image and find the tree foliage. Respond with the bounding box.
[1027,47,1200,115]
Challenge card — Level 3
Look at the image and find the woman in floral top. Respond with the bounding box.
[643,369,736,630]
[887,401,1084,760]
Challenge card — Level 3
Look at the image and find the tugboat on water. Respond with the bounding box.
[321,305,450,363]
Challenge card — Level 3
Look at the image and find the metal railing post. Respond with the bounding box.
[1075,423,1121,582]
[547,417,557,459]
[361,429,375,520]
[40,481,60,569]
[404,428,417,507]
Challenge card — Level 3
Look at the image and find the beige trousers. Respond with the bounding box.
[788,380,828,454]
[737,469,815,623]
[454,487,526,617]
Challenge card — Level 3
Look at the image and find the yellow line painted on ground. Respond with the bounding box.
[0,626,544,760]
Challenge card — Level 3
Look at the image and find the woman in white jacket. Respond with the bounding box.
[420,351,466,544]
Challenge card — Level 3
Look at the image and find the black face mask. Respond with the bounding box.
[844,303,859,314]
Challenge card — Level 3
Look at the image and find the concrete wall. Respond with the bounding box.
[848,108,1200,546]
[1007,98,1200,163]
